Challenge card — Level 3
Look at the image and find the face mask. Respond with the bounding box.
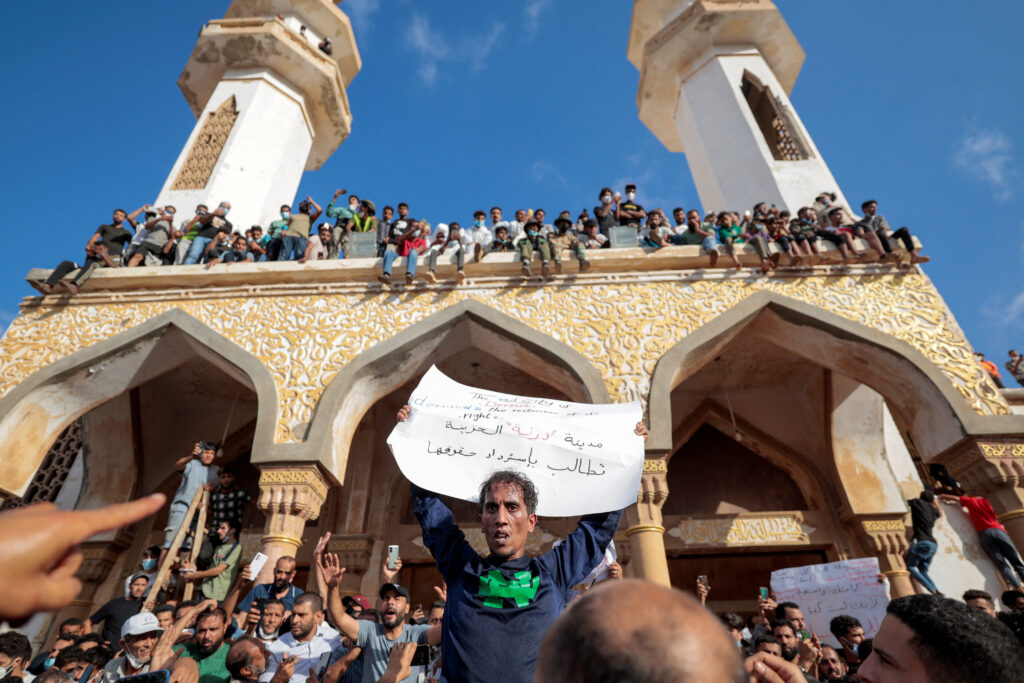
[257,625,278,641]
[0,665,11,678]
[626,192,636,201]
[281,212,290,220]
[44,658,55,669]
[474,220,483,228]
[349,202,359,210]
[220,206,230,216]
[125,651,150,670]
[142,558,156,571]
[601,195,612,204]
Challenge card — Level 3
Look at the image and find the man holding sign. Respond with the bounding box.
[391,370,646,683]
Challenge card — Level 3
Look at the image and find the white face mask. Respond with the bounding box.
[626,192,636,201]
[601,195,612,204]
[125,651,150,670]
[0,664,12,678]
[258,625,278,641]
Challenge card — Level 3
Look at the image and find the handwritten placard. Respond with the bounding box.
[386,366,644,517]
[770,558,888,647]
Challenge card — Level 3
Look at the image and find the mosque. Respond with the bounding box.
[3,0,1024,648]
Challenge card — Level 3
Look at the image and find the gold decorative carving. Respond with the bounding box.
[258,467,329,501]
[643,458,668,473]
[862,520,906,532]
[0,273,1009,445]
[980,443,1024,458]
[667,515,810,546]
[327,534,374,574]
[171,96,239,190]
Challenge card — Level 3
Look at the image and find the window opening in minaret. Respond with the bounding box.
[171,95,240,190]
[740,72,810,162]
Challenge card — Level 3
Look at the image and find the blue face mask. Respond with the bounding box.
[220,206,230,216]
[474,220,484,228]
[281,212,290,220]
[142,558,157,571]
[44,658,55,669]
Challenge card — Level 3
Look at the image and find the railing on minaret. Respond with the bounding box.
[152,0,361,234]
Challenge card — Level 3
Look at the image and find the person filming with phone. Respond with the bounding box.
[234,557,302,629]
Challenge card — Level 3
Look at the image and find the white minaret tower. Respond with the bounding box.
[153,0,361,231]
[628,0,849,213]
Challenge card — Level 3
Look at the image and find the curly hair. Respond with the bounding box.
[478,470,539,516]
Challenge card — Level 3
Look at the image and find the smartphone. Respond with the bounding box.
[254,597,267,614]
[387,545,399,570]
[411,643,430,667]
[697,575,708,588]
[315,651,332,678]
[799,629,811,641]
[759,586,769,600]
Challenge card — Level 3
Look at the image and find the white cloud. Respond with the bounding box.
[524,0,552,37]
[954,127,1015,202]
[532,159,567,186]
[1008,291,1024,320]
[344,0,381,34]
[404,14,505,86]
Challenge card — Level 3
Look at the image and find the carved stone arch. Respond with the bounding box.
[670,399,845,514]
[294,299,611,483]
[646,291,1024,460]
[0,308,279,497]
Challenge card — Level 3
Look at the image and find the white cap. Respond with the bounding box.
[121,612,163,640]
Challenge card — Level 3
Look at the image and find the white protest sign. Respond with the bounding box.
[770,557,888,647]
[386,366,644,517]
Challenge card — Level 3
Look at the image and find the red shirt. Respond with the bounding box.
[959,496,1004,532]
[399,237,426,257]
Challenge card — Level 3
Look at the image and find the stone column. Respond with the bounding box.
[943,442,1024,552]
[257,464,329,583]
[623,458,671,587]
[857,518,914,598]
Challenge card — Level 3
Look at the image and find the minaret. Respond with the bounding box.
[153,0,361,232]
[628,0,849,213]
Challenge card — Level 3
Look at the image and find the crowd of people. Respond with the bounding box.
[4,409,1023,683]
[36,187,929,293]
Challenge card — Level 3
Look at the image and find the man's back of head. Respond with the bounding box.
[535,579,745,683]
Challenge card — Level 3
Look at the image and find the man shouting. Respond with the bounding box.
[396,404,646,683]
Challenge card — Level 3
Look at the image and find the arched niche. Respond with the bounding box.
[0,309,278,497]
[297,299,611,484]
[646,291,1024,461]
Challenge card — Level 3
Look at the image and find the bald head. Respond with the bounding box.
[536,579,745,683]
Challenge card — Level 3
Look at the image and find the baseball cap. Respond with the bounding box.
[342,594,372,610]
[378,583,410,601]
[121,612,163,640]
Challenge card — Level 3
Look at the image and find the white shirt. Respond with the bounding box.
[462,225,492,248]
[506,220,525,243]
[260,625,342,683]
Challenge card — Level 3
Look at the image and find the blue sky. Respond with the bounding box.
[1,1,1022,384]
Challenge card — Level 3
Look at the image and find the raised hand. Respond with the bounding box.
[313,532,331,562]
[634,422,648,441]
[319,552,346,588]
[382,555,403,584]
[433,579,447,603]
[397,405,411,422]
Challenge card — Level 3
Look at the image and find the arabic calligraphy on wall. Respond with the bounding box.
[666,513,817,547]
[0,272,1008,445]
